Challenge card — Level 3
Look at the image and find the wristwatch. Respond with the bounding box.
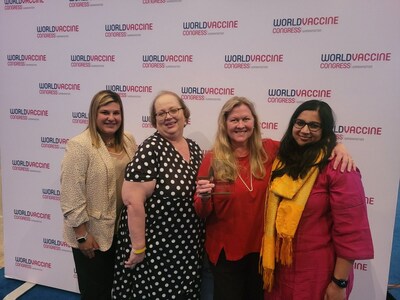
[331,276,348,288]
[76,232,88,244]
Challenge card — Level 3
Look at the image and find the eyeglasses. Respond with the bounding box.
[293,119,321,132]
[154,107,183,119]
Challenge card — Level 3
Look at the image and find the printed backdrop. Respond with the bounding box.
[0,1,399,299]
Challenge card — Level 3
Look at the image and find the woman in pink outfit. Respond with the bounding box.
[261,100,374,300]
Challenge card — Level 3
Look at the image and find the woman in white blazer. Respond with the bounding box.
[61,90,137,300]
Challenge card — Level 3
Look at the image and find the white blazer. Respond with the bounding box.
[60,129,137,251]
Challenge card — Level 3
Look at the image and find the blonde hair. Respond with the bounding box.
[149,90,190,127]
[87,90,125,151]
[212,96,267,181]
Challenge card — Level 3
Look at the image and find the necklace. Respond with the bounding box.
[105,140,115,147]
[237,172,253,192]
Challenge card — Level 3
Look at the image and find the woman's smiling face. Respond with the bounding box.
[226,104,255,148]
[292,110,322,146]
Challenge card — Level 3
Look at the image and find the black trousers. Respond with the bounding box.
[210,250,263,300]
[72,239,116,300]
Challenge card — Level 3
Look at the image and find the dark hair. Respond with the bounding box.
[273,99,337,180]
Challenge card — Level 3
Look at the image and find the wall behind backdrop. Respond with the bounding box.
[0,1,399,299]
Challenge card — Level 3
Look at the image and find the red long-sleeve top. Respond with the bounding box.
[194,139,279,264]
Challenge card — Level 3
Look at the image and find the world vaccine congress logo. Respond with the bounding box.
[266,88,332,104]
[42,187,61,201]
[141,115,153,128]
[15,256,52,271]
[320,52,391,69]
[13,209,51,223]
[260,120,279,132]
[7,54,47,67]
[70,54,116,68]
[71,111,88,125]
[11,159,50,173]
[334,123,383,142]
[68,0,103,8]
[104,22,154,38]
[180,86,235,101]
[105,84,153,98]
[38,82,81,95]
[224,53,284,69]
[142,0,167,4]
[9,108,48,121]
[36,24,79,39]
[142,54,194,69]
[182,19,238,36]
[40,136,69,149]
[3,0,44,10]
[272,16,339,34]
[42,237,70,252]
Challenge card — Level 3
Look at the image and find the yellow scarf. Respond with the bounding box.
[260,158,320,291]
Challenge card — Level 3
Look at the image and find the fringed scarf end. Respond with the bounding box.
[262,268,274,292]
[277,235,293,266]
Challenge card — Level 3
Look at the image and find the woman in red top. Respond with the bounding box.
[194,96,353,300]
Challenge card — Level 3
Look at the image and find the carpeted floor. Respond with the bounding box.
[388,188,400,300]
[0,268,22,298]
[0,268,79,299]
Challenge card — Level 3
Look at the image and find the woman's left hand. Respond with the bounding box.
[324,282,346,300]
[329,143,356,172]
[78,233,99,259]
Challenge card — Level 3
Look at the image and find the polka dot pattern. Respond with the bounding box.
[112,132,205,299]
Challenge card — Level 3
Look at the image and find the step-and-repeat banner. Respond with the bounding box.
[0,1,399,299]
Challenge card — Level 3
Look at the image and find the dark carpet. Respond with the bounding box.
[0,268,79,299]
[388,187,400,300]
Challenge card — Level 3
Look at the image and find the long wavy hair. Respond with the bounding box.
[212,96,267,181]
[87,90,125,151]
[272,99,337,180]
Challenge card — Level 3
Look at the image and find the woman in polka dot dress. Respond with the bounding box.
[112,91,205,300]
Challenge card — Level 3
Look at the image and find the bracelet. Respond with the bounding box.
[132,246,146,254]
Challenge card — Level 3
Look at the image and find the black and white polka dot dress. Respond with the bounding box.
[112,132,205,300]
